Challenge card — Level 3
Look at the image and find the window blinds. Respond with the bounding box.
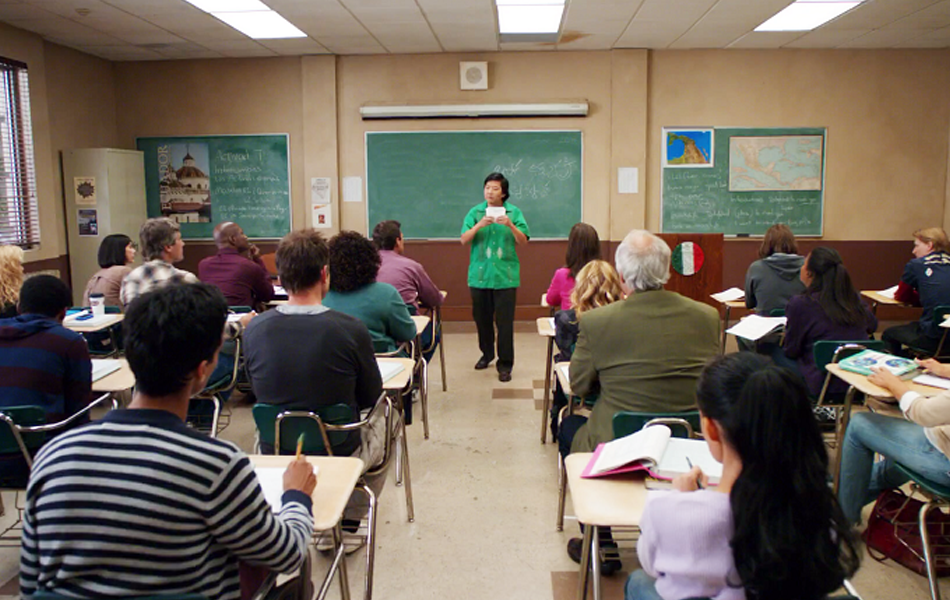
[0,57,39,249]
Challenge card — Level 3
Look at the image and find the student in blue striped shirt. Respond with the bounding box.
[21,283,316,600]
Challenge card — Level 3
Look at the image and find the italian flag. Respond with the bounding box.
[671,241,704,276]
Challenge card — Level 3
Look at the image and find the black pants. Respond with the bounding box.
[470,287,517,372]
[883,322,940,356]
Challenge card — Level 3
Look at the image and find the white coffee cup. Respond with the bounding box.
[89,293,105,316]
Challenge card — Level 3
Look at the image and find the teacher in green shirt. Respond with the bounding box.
[461,172,530,382]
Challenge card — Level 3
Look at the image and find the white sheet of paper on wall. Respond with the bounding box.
[618,168,638,194]
[343,176,363,203]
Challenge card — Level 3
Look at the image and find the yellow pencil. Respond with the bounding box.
[295,433,305,460]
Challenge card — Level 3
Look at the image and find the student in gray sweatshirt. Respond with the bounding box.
[741,224,805,351]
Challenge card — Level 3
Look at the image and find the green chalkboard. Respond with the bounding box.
[137,135,291,239]
[366,131,582,239]
[662,127,825,236]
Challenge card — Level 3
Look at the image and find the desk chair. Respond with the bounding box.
[813,340,884,453]
[555,393,597,532]
[419,304,446,392]
[71,305,123,357]
[0,394,117,546]
[253,395,396,600]
[888,463,950,600]
[376,340,421,494]
[189,336,242,438]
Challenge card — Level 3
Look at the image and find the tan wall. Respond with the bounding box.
[336,51,622,237]
[0,22,58,262]
[114,57,308,230]
[648,49,950,240]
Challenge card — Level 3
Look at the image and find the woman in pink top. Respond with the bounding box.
[545,222,600,311]
[83,234,136,308]
[626,353,859,600]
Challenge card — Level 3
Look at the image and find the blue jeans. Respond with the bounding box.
[625,570,662,600]
[838,411,950,524]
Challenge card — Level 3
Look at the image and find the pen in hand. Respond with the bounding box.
[295,433,305,460]
[686,457,704,490]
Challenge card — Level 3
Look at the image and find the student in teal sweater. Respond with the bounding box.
[324,230,416,354]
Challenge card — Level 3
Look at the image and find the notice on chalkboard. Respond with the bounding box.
[661,127,825,236]
[137,134,292,240]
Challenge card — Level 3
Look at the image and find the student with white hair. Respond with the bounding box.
[559,229,720,575]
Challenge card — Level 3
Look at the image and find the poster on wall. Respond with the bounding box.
[663,128,714,168]
[136,134,292,240]
[728,135,824,192]
[74,177,97,205]
[78,209,98,236]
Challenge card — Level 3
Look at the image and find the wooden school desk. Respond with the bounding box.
[712,299,746,354]
[249,455,367,600]
[538,316,556,443]
[64,313,124,333]
[825,363,942,493]
[91,358,135,394]
[860,289,907,315]
[565,453,648,600]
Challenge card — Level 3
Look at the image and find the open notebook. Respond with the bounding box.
[91,359,121,382]
[377,360,405,383]
[581,424,722,484]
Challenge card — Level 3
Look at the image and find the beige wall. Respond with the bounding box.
[647,49,950,240]
[7,19,950,255]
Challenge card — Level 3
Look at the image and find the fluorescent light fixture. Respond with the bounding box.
[360,102,589,120]
[214,10,307,39]
[755,1,863,32]
[184,0,269,12]
[496,1,565,34]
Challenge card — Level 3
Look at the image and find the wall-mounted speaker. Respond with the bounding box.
[460,61,488,91]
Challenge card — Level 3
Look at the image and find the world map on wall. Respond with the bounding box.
[729,135,823,191]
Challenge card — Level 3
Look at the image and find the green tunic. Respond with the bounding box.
[461,201,531,289]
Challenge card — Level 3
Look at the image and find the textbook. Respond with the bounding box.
[377,360,405,383]
[838,349,919,377]
[91,359,121,382]
[725,314,787,341]
[913,373,950,390]
[581,425,722,484]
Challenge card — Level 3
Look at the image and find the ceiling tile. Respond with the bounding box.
[11,16,126,43]
[670,0,792,48]
[556,32,620,50]
[21,0,116,20]
[74,43,165,60]
[783,28,866,48]
[142,11,248,41]
[879,0,950,29]
[839,28,920,47]
[316,34,385,54]
[0,3,52,19]
[257,37,329,54]
[824,0,940,29]
[499,41,556,52]
[727,31,803,49]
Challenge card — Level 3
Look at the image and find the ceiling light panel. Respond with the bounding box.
[755,2,862,32]
[184,0,271,13]
[213,10,308,39]
[497,5,565,34]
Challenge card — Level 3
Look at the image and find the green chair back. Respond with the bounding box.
[0,406,46,455]
[769,308,786,317]
[812,339,885,372]
[895,463,950,499]
[252,403,357,455]
[612,410,701,440]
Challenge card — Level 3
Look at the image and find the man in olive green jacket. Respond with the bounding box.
[562,230,720,455]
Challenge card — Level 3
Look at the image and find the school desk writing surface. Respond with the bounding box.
[366,130,582,239]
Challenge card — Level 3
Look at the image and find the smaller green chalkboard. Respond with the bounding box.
[137,134,292,239]
[662,127,825,236]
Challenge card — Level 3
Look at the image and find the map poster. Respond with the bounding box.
[729,135,824,192]
[663,128,714,168]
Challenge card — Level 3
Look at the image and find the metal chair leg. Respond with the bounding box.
[437,310,447,392]
[920,499,944,600]
[421,355,429,440]
[557,451,567,531]
[577,525,593,600]
[400,424,414,523]
[541,336,553,443]
[334,523,351,600]
[210,396,222,439]
[591,526,602,600]
[358,483,377,600]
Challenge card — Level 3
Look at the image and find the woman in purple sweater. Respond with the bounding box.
[772,247,877,397]
[626,353,859,600]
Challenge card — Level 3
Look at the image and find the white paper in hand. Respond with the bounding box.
[485,206,506,220]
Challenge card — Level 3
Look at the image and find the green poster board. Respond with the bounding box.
[137,134,291,239]
[366,131,582,239]
[661,127,825,236]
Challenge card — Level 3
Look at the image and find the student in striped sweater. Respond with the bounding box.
[20,283,316,600]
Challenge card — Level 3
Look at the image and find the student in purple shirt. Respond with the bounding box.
[198,221,275,309]
[372,220,443,362]
[626,353,859,600]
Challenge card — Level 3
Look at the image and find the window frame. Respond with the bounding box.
[0,56,40,249]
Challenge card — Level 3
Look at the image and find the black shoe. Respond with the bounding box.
[474,357,492,370]
[498,370,512,382]
[566,537,622,575]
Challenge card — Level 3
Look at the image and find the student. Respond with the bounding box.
[20,283,316,599]
[550,260,624,438]
[545,222,601,311]
[626,352,859,600]
[373,219,443,362]
[882,227,950,356]
[323,230,416,354]
[741,224,804,352]
[120,217,198,306]
[199,221,275,309]
[83,233,136,307]
[773,247,877,398]
[460,172,530,382]
[839,358,950,525]
[0,245,24,319]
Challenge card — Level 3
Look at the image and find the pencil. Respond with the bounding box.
[295,433,305,460]
[686,457,704,490]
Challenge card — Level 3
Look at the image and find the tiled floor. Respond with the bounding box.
[0,321,946,599]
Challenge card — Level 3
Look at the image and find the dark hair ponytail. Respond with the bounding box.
[697,353,860,600]
[804,247,865,327]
